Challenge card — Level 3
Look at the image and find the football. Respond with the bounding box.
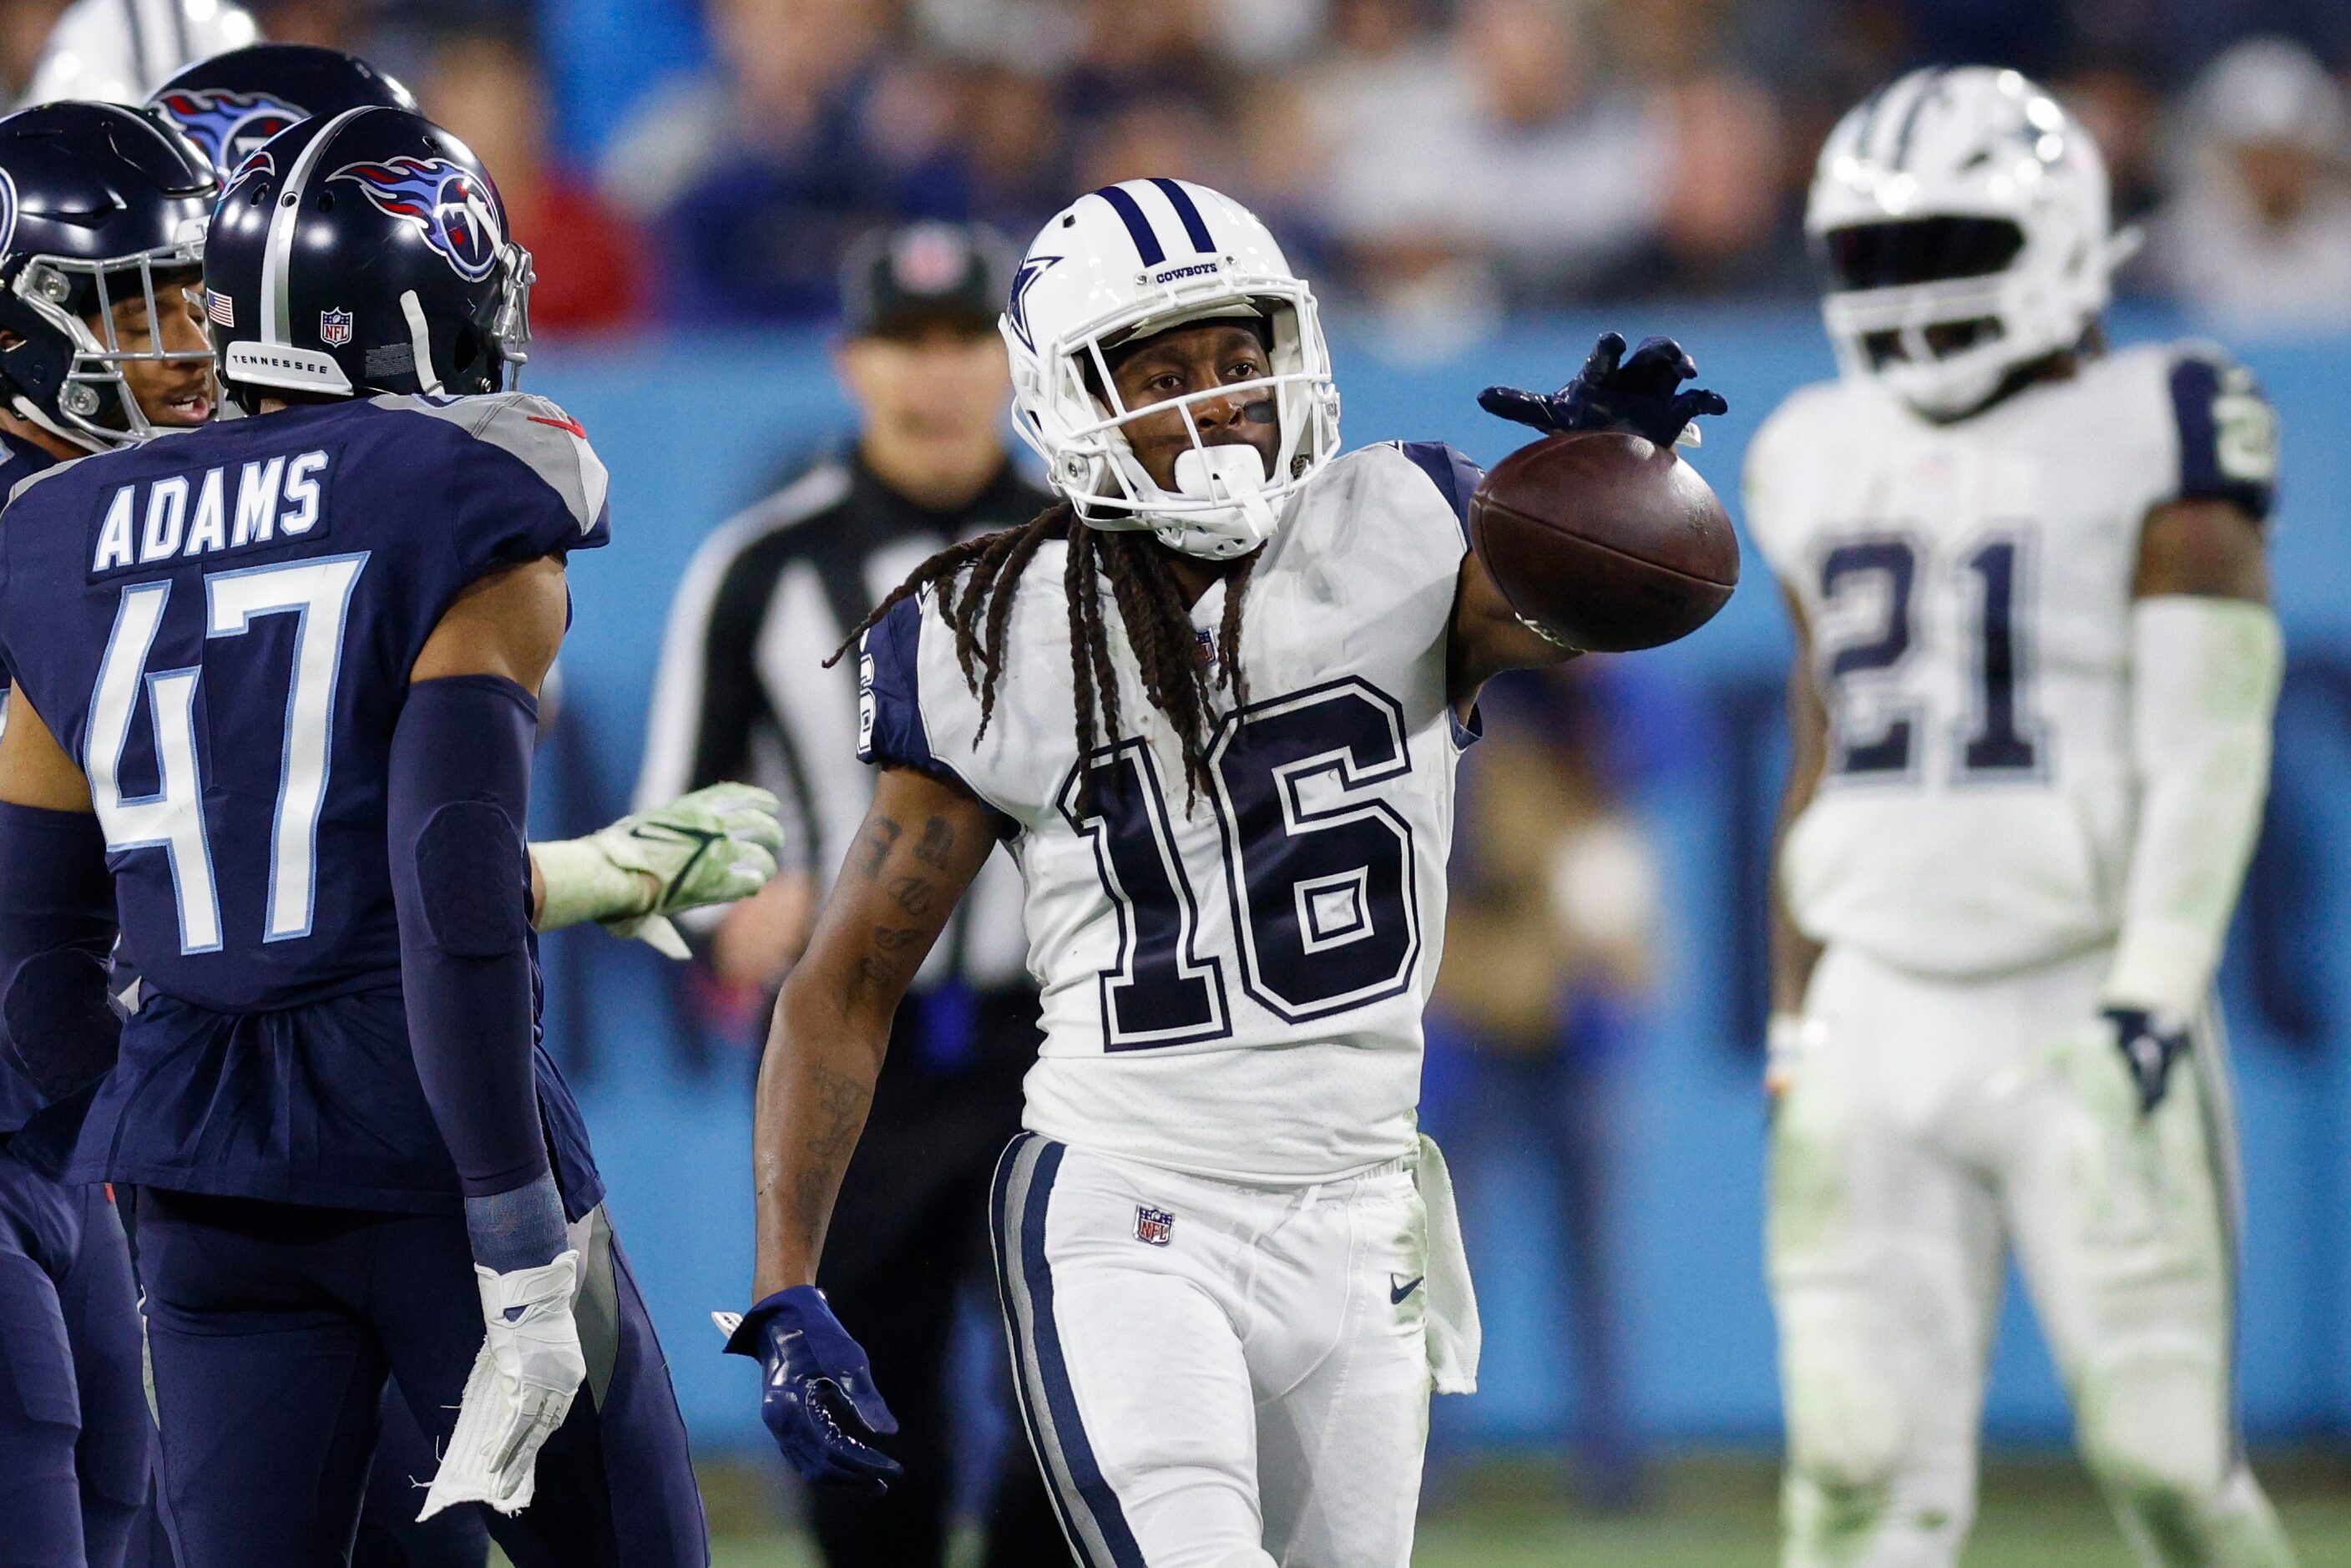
[1468,432,1740,653]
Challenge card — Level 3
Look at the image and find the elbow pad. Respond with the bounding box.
[2106,596,2283,1019]
[0,802,119,1110]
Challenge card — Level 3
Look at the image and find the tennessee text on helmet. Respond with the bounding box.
[0,101,218,452]
[204,105,533,410]
[1003,178,1341,560]
[146,43,419,185]
[1807,67,2140,420]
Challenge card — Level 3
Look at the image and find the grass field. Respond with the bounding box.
[660,1453,2351,1566]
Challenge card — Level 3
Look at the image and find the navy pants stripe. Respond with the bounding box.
[134,1191,707,1568]
[0,1151,148,1568]
[989,1134,1145,1568]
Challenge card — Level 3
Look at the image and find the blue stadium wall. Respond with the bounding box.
[523,306,2351,1452]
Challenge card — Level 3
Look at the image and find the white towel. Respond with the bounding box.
[1415,1134,1482,1395]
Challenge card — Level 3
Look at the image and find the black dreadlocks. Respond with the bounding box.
[829,502,1255,802]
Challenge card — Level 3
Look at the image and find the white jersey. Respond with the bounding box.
[858,442,1483,1183]
[1746,342,2278,979]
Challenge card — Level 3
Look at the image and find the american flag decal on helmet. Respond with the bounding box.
[206,291,235,327]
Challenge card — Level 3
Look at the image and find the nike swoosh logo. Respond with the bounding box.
[1389,1274,1424,1305]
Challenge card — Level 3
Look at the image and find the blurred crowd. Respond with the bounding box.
[7,0,2350,341]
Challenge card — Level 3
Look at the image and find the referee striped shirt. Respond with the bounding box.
[635,448,1050,989]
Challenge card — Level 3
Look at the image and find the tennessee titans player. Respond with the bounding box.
[0,107,710,1565]
[146,43,417,186]
[0,99,209,1568]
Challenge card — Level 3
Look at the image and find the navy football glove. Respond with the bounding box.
[2106,1006,2190,1117]
[723,1286,902,1494]
[1479,331,1728,449]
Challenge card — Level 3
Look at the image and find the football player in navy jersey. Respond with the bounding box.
[0,105,723,1566]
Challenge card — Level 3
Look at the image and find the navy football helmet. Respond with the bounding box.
[205,106,532,411]
[147,43,417,184]
[0,102,219,451]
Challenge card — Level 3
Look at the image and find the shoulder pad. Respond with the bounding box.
[374,392,611,538]
[2164,343,2277,522]
[1388,441,1484,534]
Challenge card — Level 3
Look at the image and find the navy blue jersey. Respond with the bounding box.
[0,393,609,1211]
[0,427,59,1135]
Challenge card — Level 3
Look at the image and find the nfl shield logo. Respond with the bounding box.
[1134,1206,1175,1247]
[319,308,353,347]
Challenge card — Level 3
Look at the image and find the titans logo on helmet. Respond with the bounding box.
[327,156,503,282]
[151,89,307,181]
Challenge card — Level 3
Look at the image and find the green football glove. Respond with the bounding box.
[531,783,786,959]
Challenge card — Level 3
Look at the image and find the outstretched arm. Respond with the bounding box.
[1450,331,1729,711]
[750,766,999,1294]
[1447,552,1577,715]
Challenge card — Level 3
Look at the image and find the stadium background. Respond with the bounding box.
[18,0,2351,1560]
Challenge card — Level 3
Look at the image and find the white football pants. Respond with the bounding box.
[989,1132,1432,1568]
[1769,944,2294,1568]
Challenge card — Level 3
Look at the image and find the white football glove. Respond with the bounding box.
[419,1251,587,1520]
[531,783,785,959]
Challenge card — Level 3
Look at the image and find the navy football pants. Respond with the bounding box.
[134,1190,708,1568]
[0,1150,149,1568]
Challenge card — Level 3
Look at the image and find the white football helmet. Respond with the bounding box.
[1807,67,2137,420]
[1001,178,1340,559]
[19,0,261,107]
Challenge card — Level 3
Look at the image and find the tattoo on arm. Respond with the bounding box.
[886,875,937,917]
[872,925,920,951]
[914,815,956,869]
[855,818,903,879]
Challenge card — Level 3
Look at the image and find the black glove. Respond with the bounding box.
[2106,1006,2190,1117]
[1479,331,1729,448]
[726,1285,903,1495]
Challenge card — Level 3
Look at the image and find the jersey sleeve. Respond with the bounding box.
[2161,346,2278,521]
[1393,441,1483,544]
[387,392,614,573]
[857,590,1019,837]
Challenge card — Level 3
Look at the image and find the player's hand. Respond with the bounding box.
[1479,332,1728,450]
[534,783,786,959]
[420,1251,587,1520]
[2105,1006,2190,1116]
[721,1286,902,1495]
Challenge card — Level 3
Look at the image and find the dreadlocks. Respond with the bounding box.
[830,503,1256,802]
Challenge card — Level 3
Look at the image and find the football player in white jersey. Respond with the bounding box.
[724,177,1724,1567]
[1748,68,2294,1568]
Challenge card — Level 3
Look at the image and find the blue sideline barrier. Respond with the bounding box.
[522,305,2351,1450]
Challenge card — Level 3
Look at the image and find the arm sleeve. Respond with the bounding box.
[386,674,549,1198]
[2165,350,2279,521]
[0,802,119,1115]
[2105,596,2283,1019]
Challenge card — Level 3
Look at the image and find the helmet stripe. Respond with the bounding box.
[1090,185,1165,268]
[1891,66,1949,170]
[260,105,371,345]
[1146,179,1216,253]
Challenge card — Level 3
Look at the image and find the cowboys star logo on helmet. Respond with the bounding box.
[150,89,306,181]
[328,156,504,281]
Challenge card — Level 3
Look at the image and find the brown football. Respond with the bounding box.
[1468,431,1740,653]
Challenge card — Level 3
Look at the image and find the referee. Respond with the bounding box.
[636,221,1064,1567]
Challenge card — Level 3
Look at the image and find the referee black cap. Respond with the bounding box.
[841,220,1017,341]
